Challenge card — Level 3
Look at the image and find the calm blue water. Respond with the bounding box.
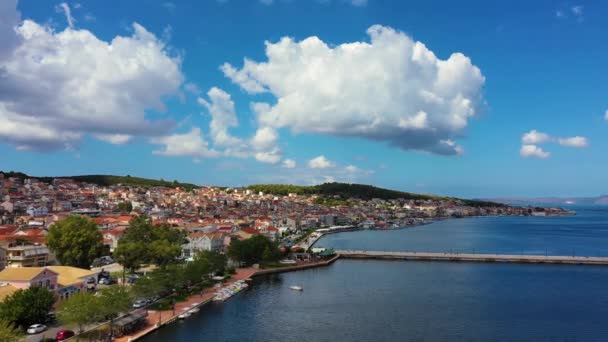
[317,209,608,256]
[144,209,608,342]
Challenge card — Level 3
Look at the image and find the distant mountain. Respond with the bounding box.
[484,196,608,206]
[0,171,199,190]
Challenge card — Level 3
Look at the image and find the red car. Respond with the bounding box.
[55,329,75,341]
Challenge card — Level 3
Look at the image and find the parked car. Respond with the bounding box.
[26,324,46,334]
[132,299,148,309]
[99,277,113,285]
[55,329,75,341]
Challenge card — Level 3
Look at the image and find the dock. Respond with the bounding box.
[337,250,608,265]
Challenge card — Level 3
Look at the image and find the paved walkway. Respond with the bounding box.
[114,268,257,342]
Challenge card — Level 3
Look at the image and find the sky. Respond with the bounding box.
[0,0,607,198]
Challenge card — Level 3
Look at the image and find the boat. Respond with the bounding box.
[290,286,303,291]
[178,312,191,319]
[188,306,200,313]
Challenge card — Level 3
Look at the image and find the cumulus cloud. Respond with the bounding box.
[308,155,335,169]
[520,145,550,159]
[222,25,485,156]
[187,87,282,163]
[152,127,218,158]
[282,159,296,168]
[0,2,184,151]
[558,136,588,148]
[522,130,551,145]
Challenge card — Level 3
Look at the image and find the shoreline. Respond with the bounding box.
[118,255,340,341]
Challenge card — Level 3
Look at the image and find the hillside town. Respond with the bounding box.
[0,173,572,340]
[0,173,570,269]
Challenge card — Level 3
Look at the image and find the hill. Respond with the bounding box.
[246,183,503,207]
[0,171,198,190]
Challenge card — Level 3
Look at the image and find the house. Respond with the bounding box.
[26,206,48,217]
[46,266,99,300]
[233,228,258,240]
[182,232,224,258]
[102,230,124,253]
[6,245,50,268]
[0,267,58,291]
[0,266,98,301]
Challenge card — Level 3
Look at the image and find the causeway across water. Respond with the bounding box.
[337,250,608,265]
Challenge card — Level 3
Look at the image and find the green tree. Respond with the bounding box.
[57,292,100,333]
[228,235,280,266]
[0,320,23,342]
[47,215,104,268]
[0,287,55,329]
[117,201,133,213]
[98,285,133,338]
[114,216,185,271]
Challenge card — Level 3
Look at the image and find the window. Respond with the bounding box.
[45,279,50,288]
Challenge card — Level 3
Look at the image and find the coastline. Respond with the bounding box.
[118,255,340,341]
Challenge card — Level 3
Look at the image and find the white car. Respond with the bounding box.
[26,324,46,334]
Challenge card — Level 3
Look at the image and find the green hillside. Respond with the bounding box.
[246,183,503,207]
[0,171,198,190]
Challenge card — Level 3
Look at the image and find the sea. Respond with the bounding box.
[143,207,608,342]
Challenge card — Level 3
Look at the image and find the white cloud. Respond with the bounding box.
[522,130,551,144]
[604,109,608,121]
[223,25,484,155]
[282,159,296,168]
[558,136,588,148]
[162,2,176,11]
[520,145,550,159]
[152,127,218,159]
[95,134,132,145]
[196,87,282,164]
[198,87,242,148]
[0,2,184,151]
[55,2,75,29]
[556,10,565,18]
[345,165,359,173]
[308,155,335,169]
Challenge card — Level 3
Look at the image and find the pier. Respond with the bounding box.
[337,250,608,265]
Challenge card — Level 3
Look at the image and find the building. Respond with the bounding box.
[182,232,224,258]
[6,245,50,268]
[0,266,99,301]
[26,206,48,217]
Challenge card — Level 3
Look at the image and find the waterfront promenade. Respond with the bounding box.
[114,268,257,342]
[337,250,608,265]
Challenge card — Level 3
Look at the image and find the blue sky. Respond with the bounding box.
[1,0,607,198]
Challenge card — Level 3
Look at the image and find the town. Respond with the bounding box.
[0,172,569,341]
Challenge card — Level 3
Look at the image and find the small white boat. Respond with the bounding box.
[290,286,303,291]
[188,306,200,313]
[178,312,191,319]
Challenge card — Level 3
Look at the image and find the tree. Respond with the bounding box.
[0,320,23,342]
[117,201,132,213]
[57,292,100,333]
[97,285,133,338]
[0,287,55,329]
[47,215,104,268]
[114,216,185,271]
[228,235,280,266]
